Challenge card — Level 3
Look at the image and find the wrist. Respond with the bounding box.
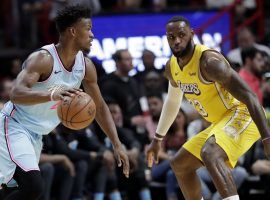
[50,89,56,101]
[154,133,164,141]
[262,136,270,142]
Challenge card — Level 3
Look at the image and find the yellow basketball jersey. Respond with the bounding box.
[170,44,244,123]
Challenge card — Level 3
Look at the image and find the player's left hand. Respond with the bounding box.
[262,138,270,159]
[113,145,130,178]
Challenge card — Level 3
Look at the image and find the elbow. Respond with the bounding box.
[9,87,20,104]
[9,89,16,103]
[244,91,261,108]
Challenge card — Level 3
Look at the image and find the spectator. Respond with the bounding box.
[107,100,152,200]
[227,27,270,66]
[39,153,75,200]
[151,109,188,200]
[146,92,164,139]
[100,49,148,144]
[0,78,13,103]
[57,125,122,200]
[239,46,265,104]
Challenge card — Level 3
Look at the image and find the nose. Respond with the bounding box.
[89,30,94,39]
[174,37,181,46]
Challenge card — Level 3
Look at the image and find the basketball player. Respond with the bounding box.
[0,5,129,200]
[146,16,270,200]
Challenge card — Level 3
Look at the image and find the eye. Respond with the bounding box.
[168,35,174,40]
[179,33,185,38]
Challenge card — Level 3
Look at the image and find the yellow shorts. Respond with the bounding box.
[183,106,260,168]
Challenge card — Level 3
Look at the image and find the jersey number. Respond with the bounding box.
[189,99,208,117]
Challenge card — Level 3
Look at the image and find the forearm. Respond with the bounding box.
[10,86,51,105]
[40,154,66,164]
[245,93,270,139]
[95,102,122,148]
[156,82,183,138]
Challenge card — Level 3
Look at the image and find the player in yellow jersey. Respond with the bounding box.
[146,16,270,200]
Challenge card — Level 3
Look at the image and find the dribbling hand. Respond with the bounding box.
[52,88,82,101]
[146,139,161,168]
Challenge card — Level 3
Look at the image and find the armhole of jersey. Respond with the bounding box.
[37,48,54,83]
[198,50,214,85]
[82,53,86,79]
[168,57,178,87]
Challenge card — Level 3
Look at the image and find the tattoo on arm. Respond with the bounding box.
[200,50,270,138]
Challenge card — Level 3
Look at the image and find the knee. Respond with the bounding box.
[76,160,88,174]
[201,144,215,165]
[40,162,55,180]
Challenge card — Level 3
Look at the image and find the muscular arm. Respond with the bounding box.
[9,50,53,105]
[200,50,270,139]
[82,57,122,148]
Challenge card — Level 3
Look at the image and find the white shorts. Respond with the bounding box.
[0,113,42,185]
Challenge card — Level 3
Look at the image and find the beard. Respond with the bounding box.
[172,38,193,58]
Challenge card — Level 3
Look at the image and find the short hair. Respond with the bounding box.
[167,16,190,26]
[241,46,263,65]
[55,4,92,33]
[112,49,127,62]
[146,91,163,101]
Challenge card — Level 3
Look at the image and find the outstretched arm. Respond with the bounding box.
[146,60,183,167]
[200,50,270,157]
[82,57,129,177]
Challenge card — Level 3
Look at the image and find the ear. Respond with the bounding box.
[68,27,76,37]
[190,29,195,37]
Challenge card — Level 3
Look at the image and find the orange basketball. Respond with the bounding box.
[57,92,96,130]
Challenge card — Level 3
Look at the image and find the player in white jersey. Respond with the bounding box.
[0,5,129,200]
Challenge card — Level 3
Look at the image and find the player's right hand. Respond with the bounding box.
[146,138,162,168]
[52,88,82,101]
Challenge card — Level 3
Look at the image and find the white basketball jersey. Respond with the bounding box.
[1,44,86,135]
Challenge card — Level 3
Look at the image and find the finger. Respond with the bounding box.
[147,152,153,168]
[68,88,82,94]
[63,91,75,97]
[122,155,130,178]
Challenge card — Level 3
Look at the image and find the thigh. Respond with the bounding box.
[182,124,214,164]
[0,115,40,185]
[172,147,204,172]
[208,107,260,168]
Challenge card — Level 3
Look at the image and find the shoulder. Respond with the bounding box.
[200,50,232,82]
[164,59,178,87]
[23,49,53,73]
[200,50,225,69]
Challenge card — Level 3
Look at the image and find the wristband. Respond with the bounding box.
[154,134,164,141]
[50,89,56,101]
[262,136,270,142]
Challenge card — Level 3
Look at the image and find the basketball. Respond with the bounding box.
[57,92,96,130]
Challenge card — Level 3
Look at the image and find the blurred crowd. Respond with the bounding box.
[1,0,270,200]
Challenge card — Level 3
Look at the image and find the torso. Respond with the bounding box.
[170,44,243,123]
[1,44,86,135]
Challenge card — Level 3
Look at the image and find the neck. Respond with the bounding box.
[56,38,78,70]
[177,42,195,70]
